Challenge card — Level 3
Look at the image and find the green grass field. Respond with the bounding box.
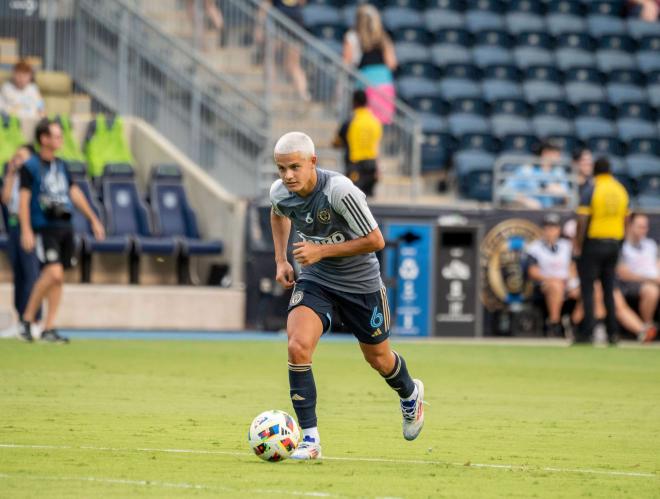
[1,338,659,498]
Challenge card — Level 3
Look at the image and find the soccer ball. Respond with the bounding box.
[248,410,300,462]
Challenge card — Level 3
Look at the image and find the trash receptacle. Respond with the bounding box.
[435,224,483,337]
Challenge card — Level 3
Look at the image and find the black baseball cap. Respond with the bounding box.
[542,213,561,226]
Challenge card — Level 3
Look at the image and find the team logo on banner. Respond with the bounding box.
[480,219,542,311]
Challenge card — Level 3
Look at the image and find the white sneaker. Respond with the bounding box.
[290,437,322,460]
[401,379,425,441]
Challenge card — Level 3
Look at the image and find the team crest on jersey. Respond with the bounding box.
[290,290,304,306]
[317,209,331,224]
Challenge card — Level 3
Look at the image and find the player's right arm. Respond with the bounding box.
[271,209,295,289]
[18,166,34,252]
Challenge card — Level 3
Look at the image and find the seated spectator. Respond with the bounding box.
[526,213,574,337]
[572,147,594,200]
[617,213,659,337]
[502,140,571,209]
[0,60,44,120]
[628,0,660,21]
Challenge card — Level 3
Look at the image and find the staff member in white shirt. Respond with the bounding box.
[526,213,573,337]
[617,213,659,334]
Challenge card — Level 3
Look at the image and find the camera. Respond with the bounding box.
[40,197,72,221]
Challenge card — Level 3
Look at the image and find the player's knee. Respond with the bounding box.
[45,265,64,286]
[288,336,312,364]
[641,282,659,300]
[363,350,390,373]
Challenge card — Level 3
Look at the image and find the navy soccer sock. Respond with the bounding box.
[382,351,415,399]
[288,362,318,430]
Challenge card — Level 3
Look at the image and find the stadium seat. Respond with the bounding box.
[490,99,531,137]
[439,64,482,100]
[532,99,574,137]
[409,95,448,132]
[382,6,423,30]
[310,23,345,44]
[67,162,131,282]
[636,36,660,73]
[391,27,431,44]
[647,70,660,107]
[0,115,26,166]
[587,136,627,160]
[513,32,555,69]
[395,42,431,64]
[616,102,658,141]
[425,0,465,31]
[555,33,596,71]
[85,114,134,179]
[447,98,490,136]
[303,4,341,28]
[482,78,523,103]
[587,14,626,37]
[596,35,637,72]
[420,132,455,172]
[545,134,580,154]
[455,146,498,201]
[500,133,538,154]
[575,103,617,141]
[626,18,660,40]
[564,67,606,105]
[606,69,647,105]
[149,164,223,284]
[523,65,564,103]
[546,0,586,36]
[465,0,505,32]
[431,29,473,66]
[627,145,660,207]
[101,164,178,284]
[504,0,545,35]
[397,63,441,100]
[472,30,514,67]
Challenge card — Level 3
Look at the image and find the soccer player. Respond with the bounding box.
[269,131,425,460]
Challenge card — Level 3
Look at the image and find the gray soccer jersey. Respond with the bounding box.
[270,169,383,294]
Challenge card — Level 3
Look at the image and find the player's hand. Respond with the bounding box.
[292,242,324,266]
[275,260,296,289]
[21,228,35,252]
[91,218,106,241]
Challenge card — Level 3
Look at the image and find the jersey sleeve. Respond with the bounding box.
[576,182,594,216]
[330,177,378,237]
[62,160,75,187]
[269,180,285,217]
[19,164,34,190]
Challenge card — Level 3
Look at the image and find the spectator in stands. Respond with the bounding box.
[526,213,574,337]
[572,147,594,200]
[333,89,382,197]
[617,213,659,338]
[574,157,630,345]
[18,118,105,343]
[1,145,42,326]
[350,4,397,124]
[564,218,656,342]
[502,140,571,209]
[628,0,660,21]
[257,0,310,102]
[186,0,224,50]
[0,60,44,120]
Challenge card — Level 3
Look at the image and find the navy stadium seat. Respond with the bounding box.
[523,65,564,103]
[501,133,538,154]
[425,0,465,31]
[546,0,586,36]
[532,99,575,137]
[149,165,223,283]
[382,6,423,30]
[302,4,341,28]
[543,134,580,154]
[420,132,455,172]
[397,63,441,100]
[472,30,514,67]
[555,33,596,71]
[564,67,606,105]
[439,63,482,100]
[101,164,178,284]
[490,99,531,137]
[395,42,431,64]
[647,70,660,107]
[505,0,545,35]
[596,35,637,72]
[637,36,660,73]
[391,27,431,44]
[514,32,555,69]
[606,69,647,105]
[616,102,657,141]
[482,78,523,102]
[448,98,490,136]
[574,101,617,141]
[311,23,344,53]
[431,29,473,66]
[465,0,505,32]
[382,0,424,7]
[626,18,660,40]
[587,136,626,159]
[409,95,448,132]
[455,144,498,201]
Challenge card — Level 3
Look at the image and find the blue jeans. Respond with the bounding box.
[6,223,42,321]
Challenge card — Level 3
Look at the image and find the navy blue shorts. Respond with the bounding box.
[287,280,391,345]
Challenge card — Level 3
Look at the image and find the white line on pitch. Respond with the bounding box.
[0,472,344,498]
[0,443,656,479]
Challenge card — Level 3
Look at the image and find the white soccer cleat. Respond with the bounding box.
[401,379,425,441]
[290,437,322,460]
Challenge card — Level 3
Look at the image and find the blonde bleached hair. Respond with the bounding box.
[355,4,386,53]
[273,131,315,158]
